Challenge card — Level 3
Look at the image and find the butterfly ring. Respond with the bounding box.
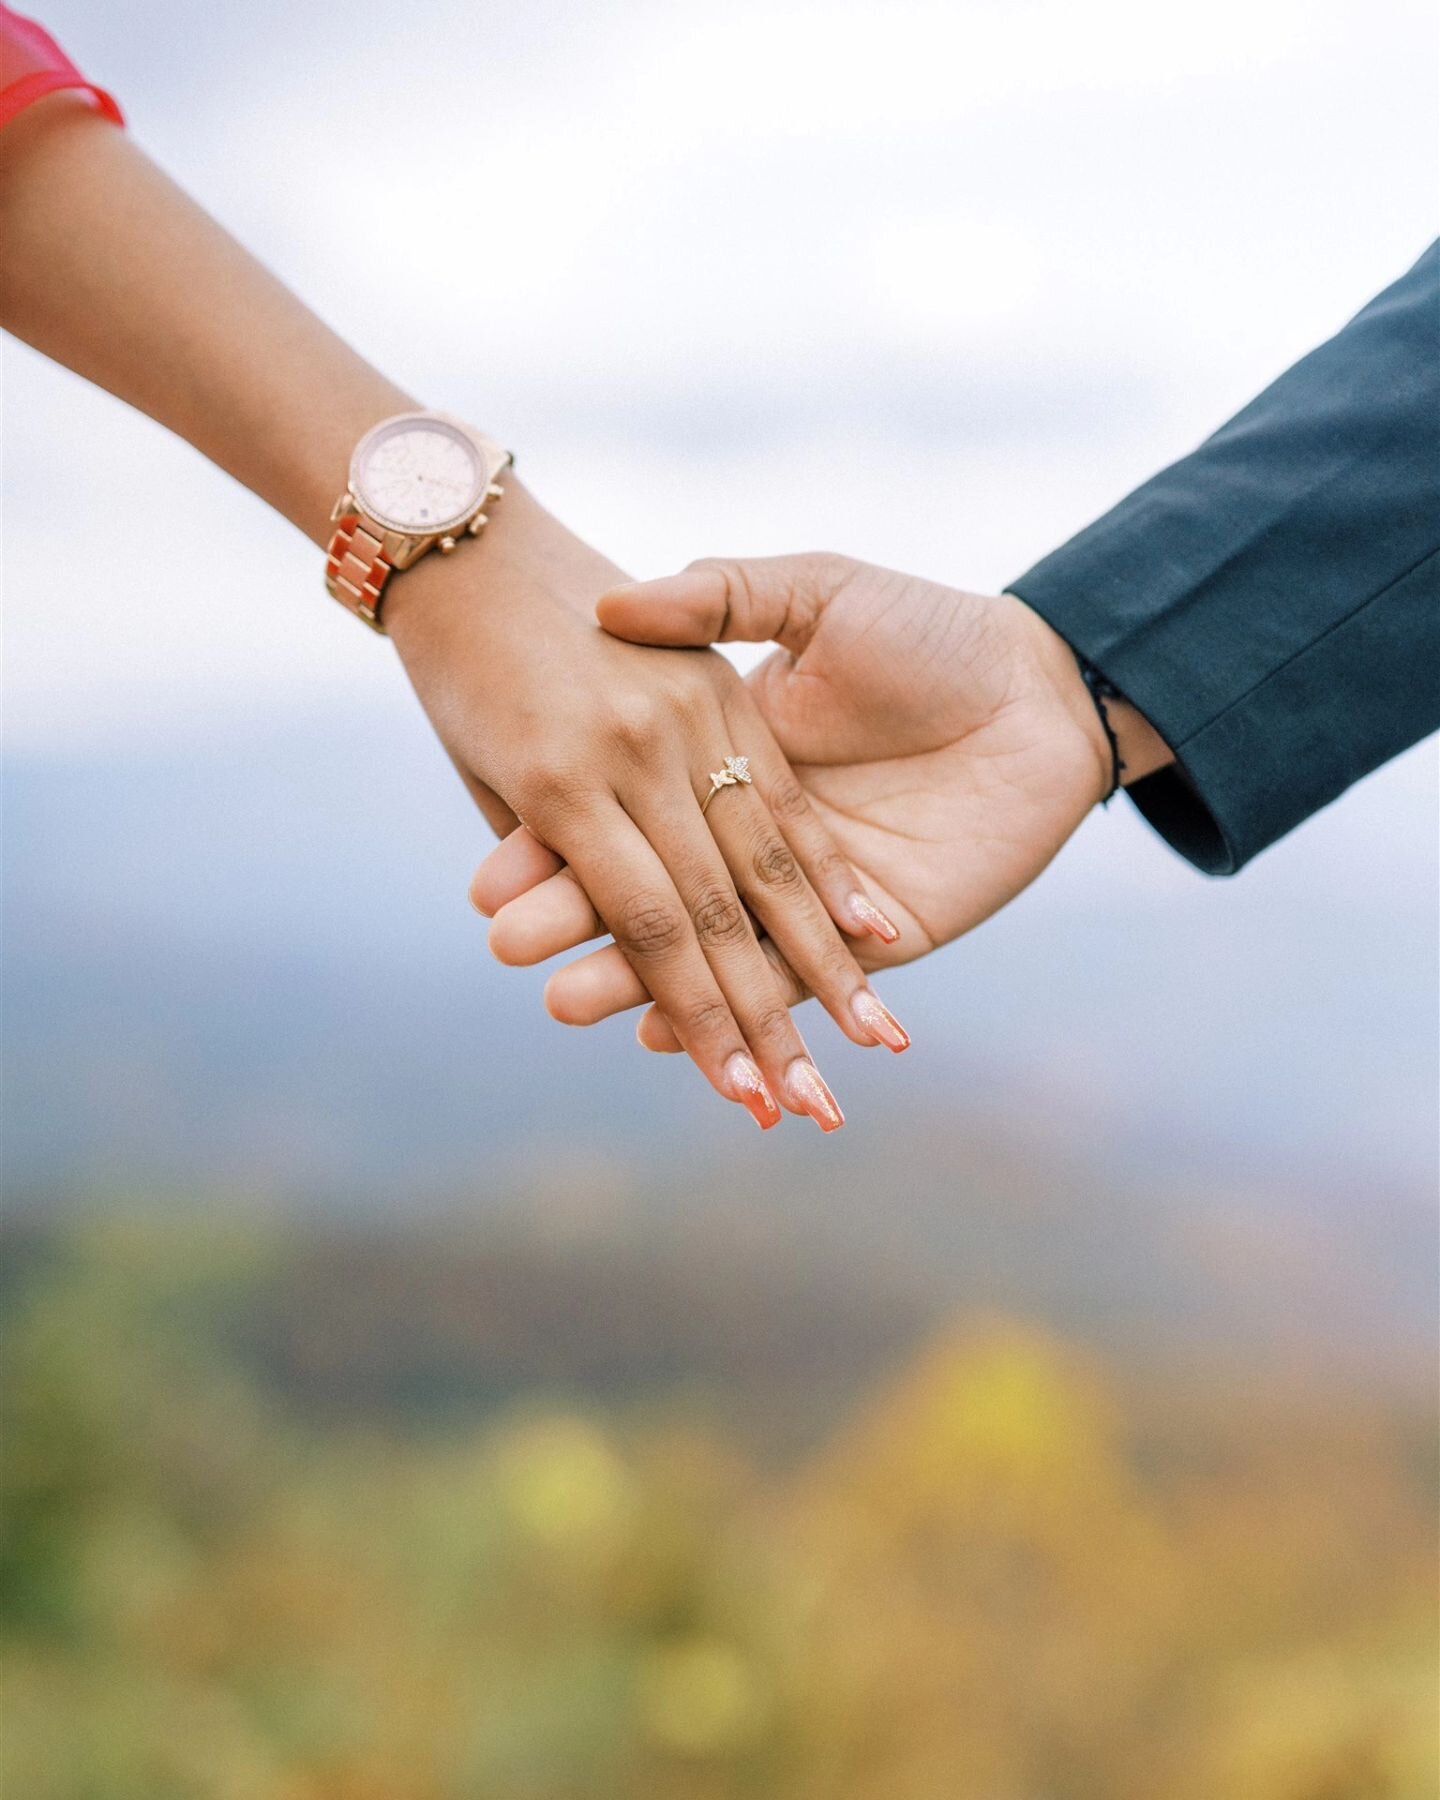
[700,755,753,816]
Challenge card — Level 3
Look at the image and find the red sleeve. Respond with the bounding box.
[0,4,123,133]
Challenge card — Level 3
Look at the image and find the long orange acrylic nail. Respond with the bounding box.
[785,1059,845,1132]
[851,990,911,1053]
[843,892,900,944]
[724,1053,782,1130]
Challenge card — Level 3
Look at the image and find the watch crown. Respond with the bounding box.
[467,512,490,535]
[487,483,505,499]
[439,536,458,554]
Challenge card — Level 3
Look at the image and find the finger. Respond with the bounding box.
[639,1005,684,1053]
[547,932,802,1030]
[728,701,901,949]
[638,945,812,1053]
[597,553,853,656]
[639,1004,684,1053]
[701,764,911,1057]
[548,804,785,1133]
[470,825,563,918]
[489,868,602,967]
[623,782,845,1132]
[545,941,651,1024]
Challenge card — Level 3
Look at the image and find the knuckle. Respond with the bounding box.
[746,1002,796,1045]
[811,845,851,888]
[807,550,857,590]
[518,764,582,820]
[691,884,750,948]
[614,891,686,959]
[766,776,811,825]
[802,846,849,896]
[685,995,735,1041]
[727,560,760,620]
[691,557,754,629]
[751,834,803,893]
[608,691,667,753]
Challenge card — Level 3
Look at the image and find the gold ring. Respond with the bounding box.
[700,755,753,816]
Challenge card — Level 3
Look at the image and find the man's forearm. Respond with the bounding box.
[1009,244,1440,873]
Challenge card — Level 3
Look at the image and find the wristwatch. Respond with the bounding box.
[324,410,513,633]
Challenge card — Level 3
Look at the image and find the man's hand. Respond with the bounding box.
[392,526,924,1128]
[471,553,1172,1050]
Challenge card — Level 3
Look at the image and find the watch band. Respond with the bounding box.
[324,416,514,635]
[325,512,394,634]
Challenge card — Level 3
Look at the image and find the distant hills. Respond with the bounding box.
[3,709,1435,1384]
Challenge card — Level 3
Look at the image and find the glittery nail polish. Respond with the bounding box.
[844,892,900,944]
[724,1053,781,1130]
[785,1059,845,1133]
[851,990,911,1053]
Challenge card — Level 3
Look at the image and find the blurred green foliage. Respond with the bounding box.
[1,1214,1434,1800]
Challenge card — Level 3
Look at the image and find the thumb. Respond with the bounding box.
[596,554,850,655]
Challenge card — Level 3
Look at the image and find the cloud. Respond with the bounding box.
[10,0,1438,751]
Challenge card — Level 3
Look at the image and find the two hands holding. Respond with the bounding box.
[20,84,1425,1125]
[409,518,1171,1135]
[0,93,1173,1142]
[2,29,1433,1183]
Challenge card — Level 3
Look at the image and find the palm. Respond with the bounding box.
[746,564,1102,964]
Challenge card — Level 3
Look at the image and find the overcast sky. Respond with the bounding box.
[7,0,1437,750]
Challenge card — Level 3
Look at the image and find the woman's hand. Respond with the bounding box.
[471,553,1172,1051]
[389,517,913,1131]
[0,93,904,1130]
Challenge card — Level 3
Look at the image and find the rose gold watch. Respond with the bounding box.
[324,411,513,633]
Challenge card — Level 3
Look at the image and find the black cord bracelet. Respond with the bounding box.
[1074,654,1126,804]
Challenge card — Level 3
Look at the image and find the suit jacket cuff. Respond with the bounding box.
[1007,243,1440,875]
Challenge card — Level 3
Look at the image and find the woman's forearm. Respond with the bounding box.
[0,95,416,546]
[0,89,613,834]
[0,94,884,1125]
[0,88,609,645]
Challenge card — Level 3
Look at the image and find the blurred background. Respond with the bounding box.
[3,2,1437,1795]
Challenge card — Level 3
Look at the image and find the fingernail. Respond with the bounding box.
[724,1053,781,1130]
[785,1059,845,1133]
[851,990,911,1054]
[844,892,900,944]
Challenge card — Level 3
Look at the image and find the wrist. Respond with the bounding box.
[1003,595,1173,804]
[278,372,417,549]
[1109,694,1174,789]
[382,476,627,718]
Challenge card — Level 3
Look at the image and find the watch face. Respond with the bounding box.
[351,415,486,534]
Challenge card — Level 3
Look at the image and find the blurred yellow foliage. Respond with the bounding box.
[1,1228,1433,1800]
[637,1637,765,1756]
[493,1417,637,1554]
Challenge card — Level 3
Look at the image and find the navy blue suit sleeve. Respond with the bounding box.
[1008,242,1440,874]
